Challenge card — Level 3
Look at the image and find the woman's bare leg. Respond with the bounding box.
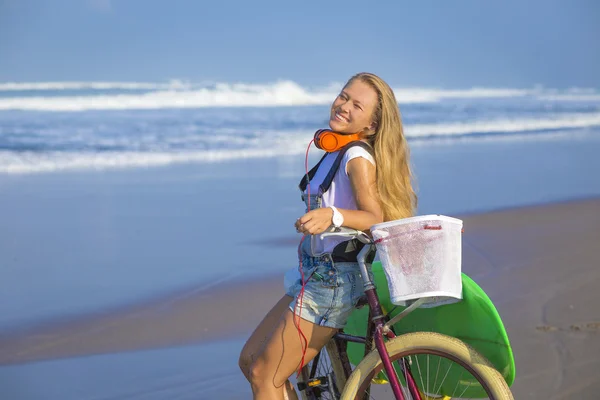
[283,380,299,400]
[248,309,337,400]
[239,295,294,379]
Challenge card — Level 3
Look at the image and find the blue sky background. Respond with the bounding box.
[0,0,598,88]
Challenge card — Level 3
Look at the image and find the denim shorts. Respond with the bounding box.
[285,253,366,329]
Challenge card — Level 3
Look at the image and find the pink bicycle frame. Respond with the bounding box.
[320,230,422,400]
[359,242,421,400]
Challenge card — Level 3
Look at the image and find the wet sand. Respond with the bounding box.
[1,198,599,399]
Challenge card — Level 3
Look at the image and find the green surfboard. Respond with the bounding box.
[344,262,515,398]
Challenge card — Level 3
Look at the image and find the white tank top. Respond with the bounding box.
[304,145,376,254]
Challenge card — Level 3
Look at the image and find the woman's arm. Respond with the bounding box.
[295,157,383,235]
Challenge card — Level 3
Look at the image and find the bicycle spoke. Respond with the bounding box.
[394,358,410,400]
[434,358,453,395]
[414,354,427,397]
[450,368,465,398]
[426,354,429,397]
[432,355,441,397]
[458,379,474,398]
[402,369,412,400]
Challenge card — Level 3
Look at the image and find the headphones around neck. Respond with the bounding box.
[313,129,362,152]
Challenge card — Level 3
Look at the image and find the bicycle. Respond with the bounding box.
[296,227,515,400]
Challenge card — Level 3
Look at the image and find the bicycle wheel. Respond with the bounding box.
[341,332,513,400]
[298,339,350,400]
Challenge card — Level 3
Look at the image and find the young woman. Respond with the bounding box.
[239,72,417,399]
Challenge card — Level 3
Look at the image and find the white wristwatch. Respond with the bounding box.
[330,206,344,228]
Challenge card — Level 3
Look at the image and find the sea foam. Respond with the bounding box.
[1,80,589,112]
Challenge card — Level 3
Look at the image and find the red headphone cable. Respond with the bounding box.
[293,138,314,376]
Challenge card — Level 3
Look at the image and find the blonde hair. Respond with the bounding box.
[349,72,417,221]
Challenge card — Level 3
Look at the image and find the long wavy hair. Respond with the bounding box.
[349,72,417,221]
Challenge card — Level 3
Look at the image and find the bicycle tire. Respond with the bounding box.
[341,332,513,400]
[298,339,350,400]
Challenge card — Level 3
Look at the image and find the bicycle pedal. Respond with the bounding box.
[298,377,329,391]
[307,378,323,387]
[420,393,452,400]
[371,377,389,384]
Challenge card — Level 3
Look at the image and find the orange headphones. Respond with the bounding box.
[313,129,362,152]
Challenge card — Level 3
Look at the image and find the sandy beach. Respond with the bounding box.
[1,197,599,399]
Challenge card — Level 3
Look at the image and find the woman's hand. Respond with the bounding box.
[295,208,334,235]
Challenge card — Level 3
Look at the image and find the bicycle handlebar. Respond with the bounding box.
[319,228,373,245]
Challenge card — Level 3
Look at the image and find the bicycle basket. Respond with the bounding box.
[371,215,463,308]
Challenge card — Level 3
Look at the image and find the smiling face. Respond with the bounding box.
[329,79,379,135]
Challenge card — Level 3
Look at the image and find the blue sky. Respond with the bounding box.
[0,0,598,88]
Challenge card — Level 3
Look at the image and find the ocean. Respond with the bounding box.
[1,80,599,174]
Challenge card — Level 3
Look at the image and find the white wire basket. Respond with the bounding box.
[371,215,463,308]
